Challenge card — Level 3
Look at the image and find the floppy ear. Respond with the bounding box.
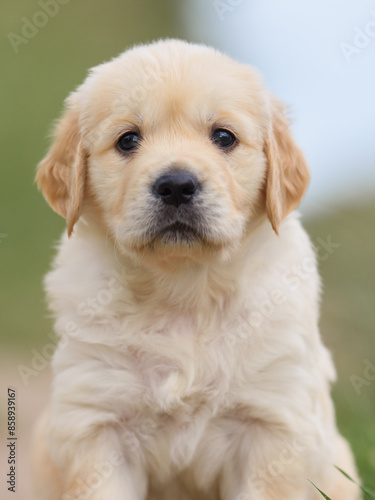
[36,96,87,237]
[263,99,310,234]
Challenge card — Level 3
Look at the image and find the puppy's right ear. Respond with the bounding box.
[36,93,87,236]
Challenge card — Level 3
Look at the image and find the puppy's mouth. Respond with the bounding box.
[155,221,200,245]
[120,196,231,256]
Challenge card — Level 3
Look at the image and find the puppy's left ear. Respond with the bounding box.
[263,98,310,234]
[36,92,87,237]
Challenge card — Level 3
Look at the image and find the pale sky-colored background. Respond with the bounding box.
[182,0,375,214]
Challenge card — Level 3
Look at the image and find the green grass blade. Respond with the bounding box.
[335,466,375,498]
[308,480,332,500]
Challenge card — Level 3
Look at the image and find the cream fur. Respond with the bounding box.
[32,40,361,500]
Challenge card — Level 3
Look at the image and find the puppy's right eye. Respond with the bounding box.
[117,132,140,153]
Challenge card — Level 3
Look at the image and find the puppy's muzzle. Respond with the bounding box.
[146,169,205,246]
[152,170,200,208]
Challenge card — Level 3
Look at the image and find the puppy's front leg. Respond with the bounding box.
[217,422,315,500]
[62,443,145,500]
[46,414,147,500]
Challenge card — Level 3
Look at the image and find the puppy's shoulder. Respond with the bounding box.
[249,213,316,269]
[44,222,114,313]
[243,213,320,304]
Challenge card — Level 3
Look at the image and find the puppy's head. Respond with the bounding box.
[36,40,309,265]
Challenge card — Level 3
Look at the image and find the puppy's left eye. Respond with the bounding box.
[116,132,140,153]
[212,128,237,149]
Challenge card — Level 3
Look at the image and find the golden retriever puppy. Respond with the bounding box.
[32,39,361,500]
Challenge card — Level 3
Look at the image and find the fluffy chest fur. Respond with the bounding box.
[46,214,332,483]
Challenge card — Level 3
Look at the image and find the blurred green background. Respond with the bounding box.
[0,0,374,490]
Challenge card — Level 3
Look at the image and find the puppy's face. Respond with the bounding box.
[36,40,310,265]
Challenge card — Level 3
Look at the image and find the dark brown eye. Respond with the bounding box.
[212,128,236,149]
[117,132,140,152]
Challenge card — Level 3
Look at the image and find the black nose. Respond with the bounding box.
[153,172,199,207]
